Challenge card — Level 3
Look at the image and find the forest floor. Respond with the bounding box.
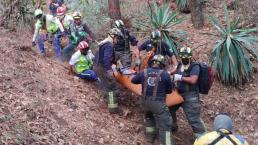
[1,0,258,145]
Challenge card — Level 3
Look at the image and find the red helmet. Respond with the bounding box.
[56,6,66,16]
[77,41,89,50]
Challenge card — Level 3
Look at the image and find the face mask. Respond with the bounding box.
[182,58,190,65]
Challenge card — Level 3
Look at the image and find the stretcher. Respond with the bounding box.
[113,50,184,106]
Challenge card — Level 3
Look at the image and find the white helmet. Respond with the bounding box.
[112,20,124,29]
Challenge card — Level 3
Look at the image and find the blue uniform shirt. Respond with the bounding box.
[139,39,174,57]
[113,29,138,51]
[177,63,200,94]
[94,42,114,71]
[131,67,173,99]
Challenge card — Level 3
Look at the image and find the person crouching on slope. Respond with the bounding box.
[68,41,98,81]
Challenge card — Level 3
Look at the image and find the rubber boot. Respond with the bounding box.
[107,91,118,114]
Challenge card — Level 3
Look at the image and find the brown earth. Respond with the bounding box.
[1,0,258,145]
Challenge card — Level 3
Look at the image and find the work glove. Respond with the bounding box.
[32,41,36,47]
[173,74,182,81]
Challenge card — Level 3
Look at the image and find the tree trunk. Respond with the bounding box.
[190,0,204,29]
[108,0,121,20]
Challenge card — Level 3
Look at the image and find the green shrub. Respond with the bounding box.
[209,5,258,85]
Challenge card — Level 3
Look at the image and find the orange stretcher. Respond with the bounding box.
[113,49,184,106]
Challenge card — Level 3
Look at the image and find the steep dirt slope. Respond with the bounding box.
[0,27,148,145]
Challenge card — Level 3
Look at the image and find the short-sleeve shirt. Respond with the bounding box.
[177,63,200,94]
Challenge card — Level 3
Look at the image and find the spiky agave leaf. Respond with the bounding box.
[146,1,186,55]
[176,0,190,13]
[209,5,258,85]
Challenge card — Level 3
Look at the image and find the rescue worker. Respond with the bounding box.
[32,9,65,59]
[111,20,138,75]
[68,41,97,81]
[169,47,206,138]
[94,30,120,114]
[131,55,174,145]
[63,11,95,61]
[53,6,73,58]
[138,30,178,73]
[49,0,60,16]
[194,113,249,145]
[32,9,47,56]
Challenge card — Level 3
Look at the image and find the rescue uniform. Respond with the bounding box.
[94,40,120,113]
[69,49,97,81]
[63,22,95,60]
[169,62,206,137]
[131,67,173,145]
[113,28,138,70]
[194,129,249,145]
[139,39,175,66]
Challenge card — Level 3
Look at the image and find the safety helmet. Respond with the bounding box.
[150,30,161,44]
[150,54,165,67]
[179,47,192,59]
[213,113,233,132]
[151,30,161,40]
[77,41,89,50]
[112,20,124,29]
[109,28,123,37]
[72,11,82,19]
[56,6,66,16]
[34,9,43,18]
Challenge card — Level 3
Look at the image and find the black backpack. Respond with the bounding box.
[190,62,214,94]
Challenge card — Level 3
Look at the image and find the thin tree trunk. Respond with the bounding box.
[108,0,121,20]
[190,0,204,29]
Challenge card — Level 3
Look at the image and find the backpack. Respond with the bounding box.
[190,62,214,95]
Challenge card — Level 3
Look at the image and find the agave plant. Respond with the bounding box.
[141,1,186,55]
[209,5,258,85]
[176,0,190,13]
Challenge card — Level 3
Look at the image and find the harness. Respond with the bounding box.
[208,130,238,145]
[143,69,163,97]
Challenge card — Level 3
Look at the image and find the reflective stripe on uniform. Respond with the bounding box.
[146,127,155,133]
[165,131,171,145]
[108,92,118,109]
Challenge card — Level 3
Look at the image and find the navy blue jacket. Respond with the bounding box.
[113,28,138,51]
[94,42,114,71]
[131,67,173,99]
[139,39,174,57]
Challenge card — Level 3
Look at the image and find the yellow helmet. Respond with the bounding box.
[72,11,82,19]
